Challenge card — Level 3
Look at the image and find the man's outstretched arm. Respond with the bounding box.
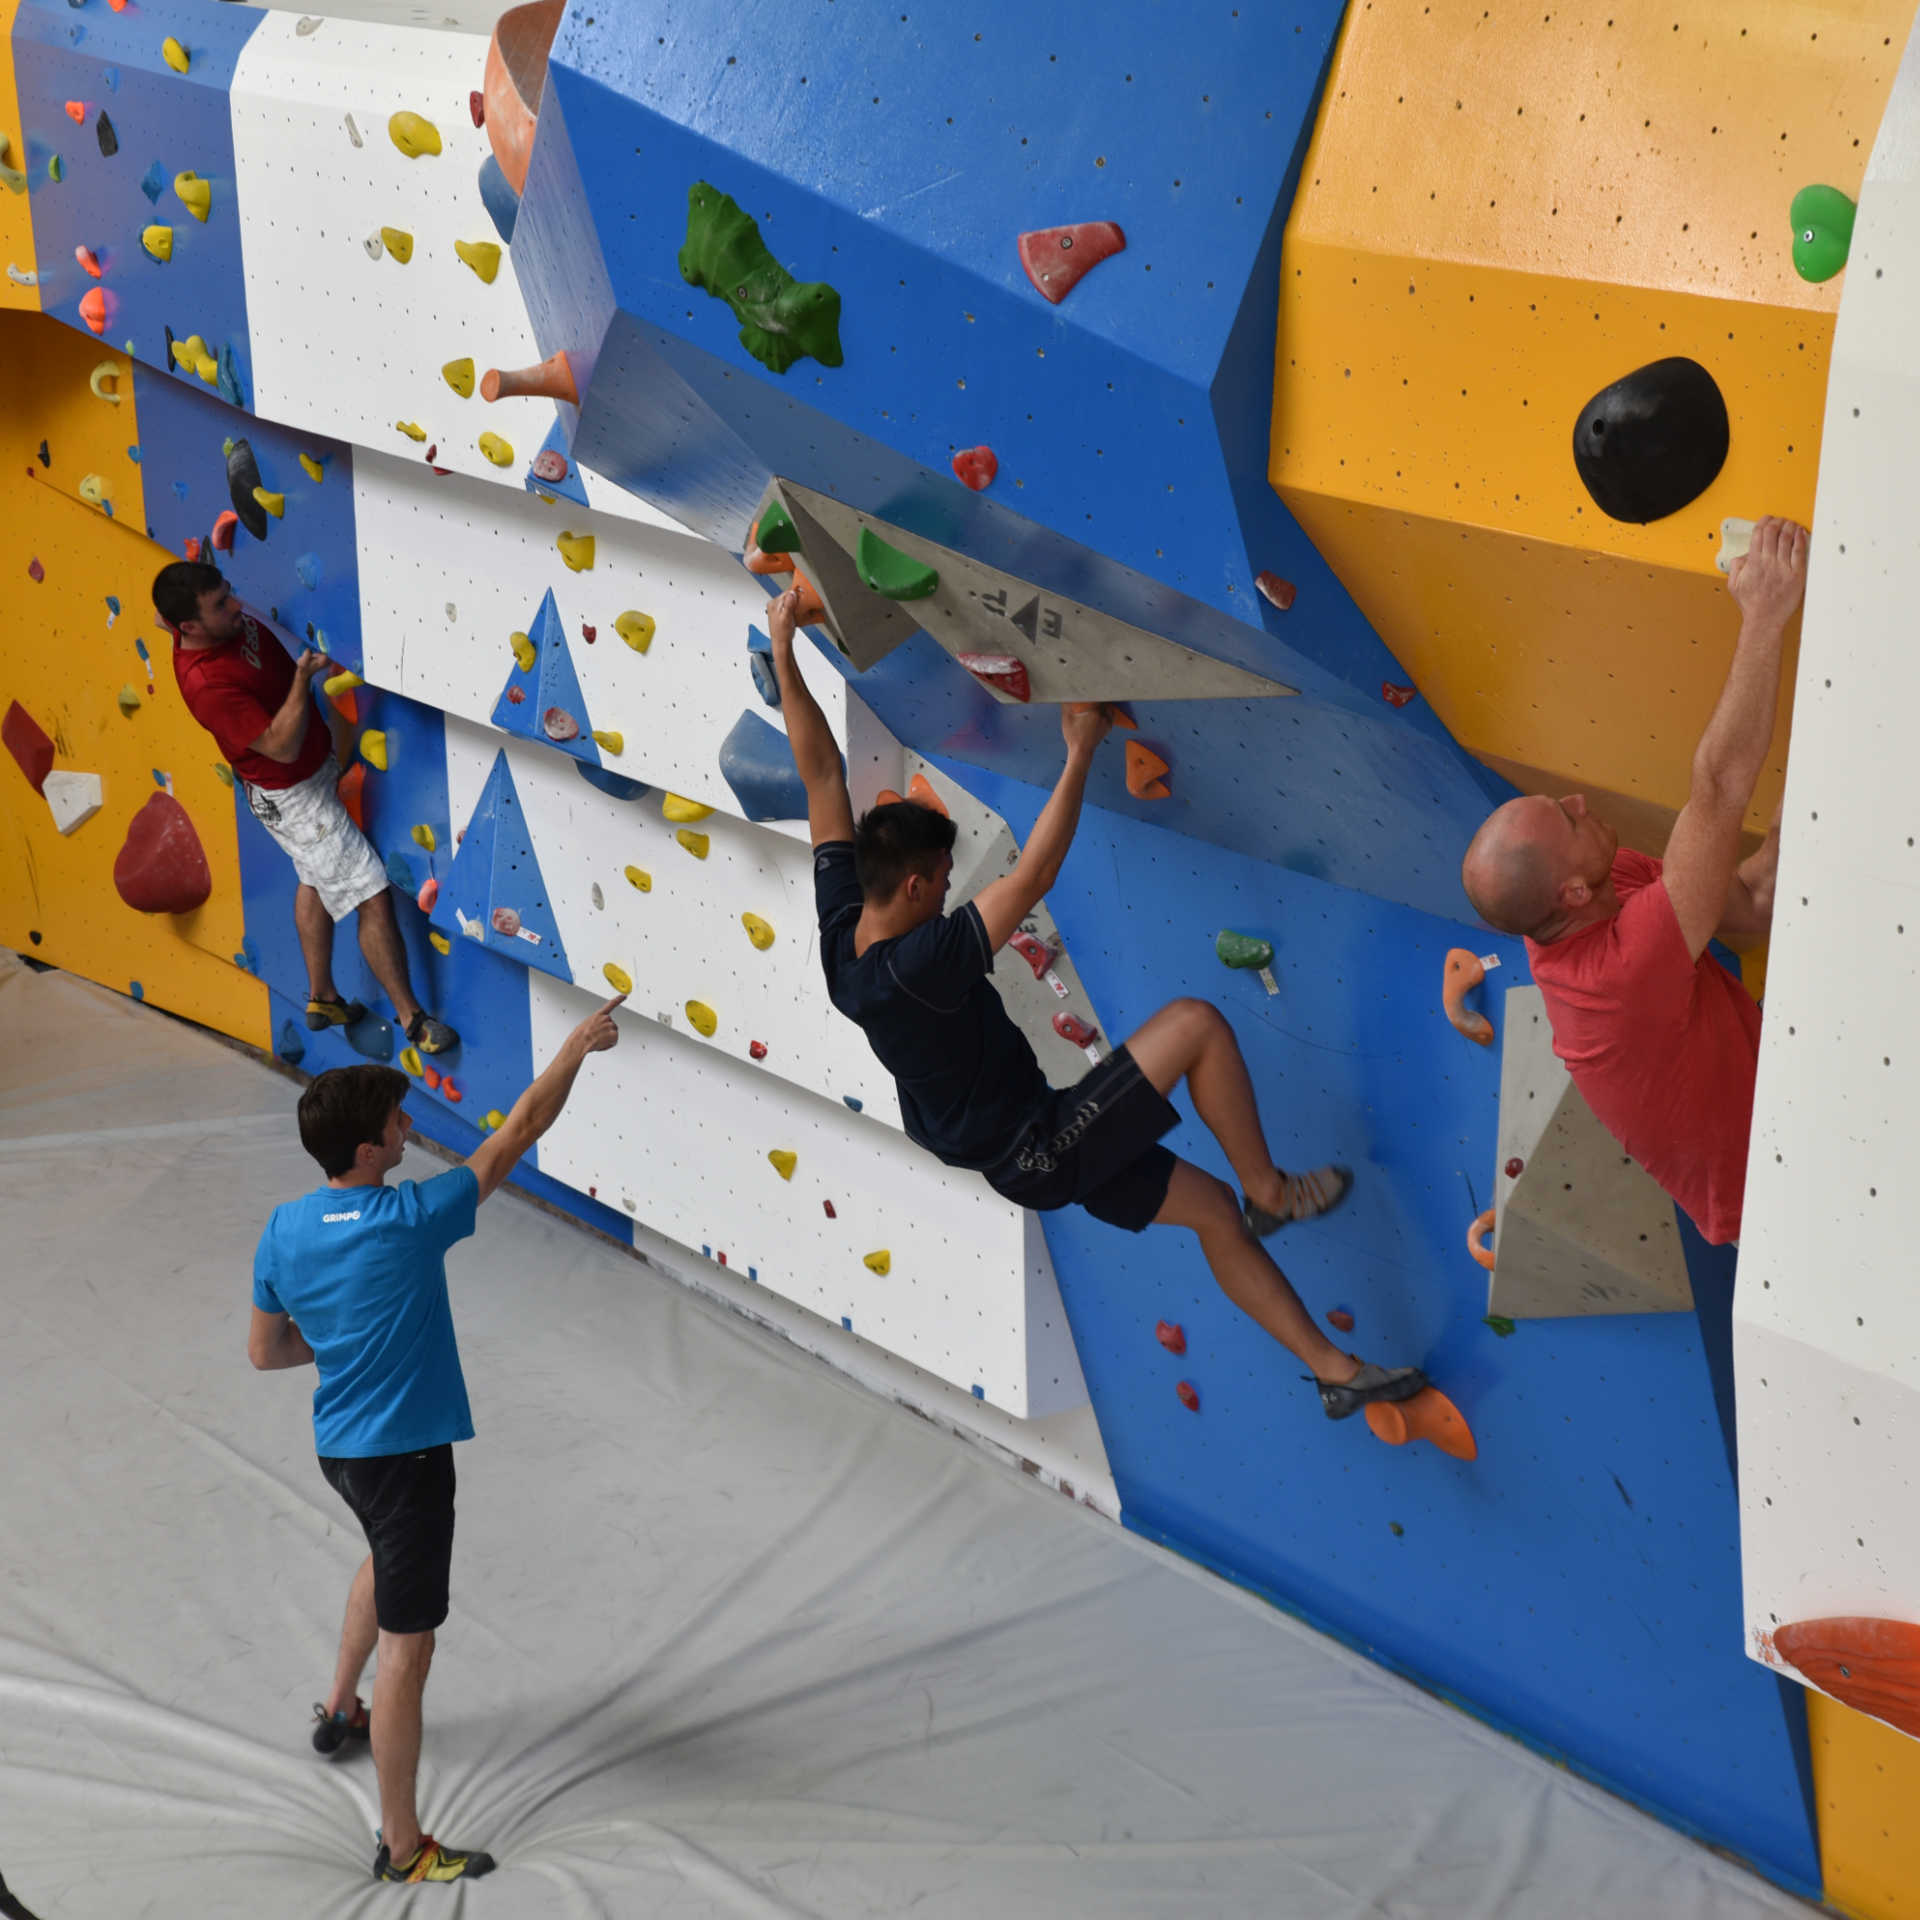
[765,589,856,849]
[1713,806,1782,949]
[465,996,623,1203]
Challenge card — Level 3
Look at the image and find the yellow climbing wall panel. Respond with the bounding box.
[0,0,38,312]
[0,311,265,1043]
[1810,1692,1920,1919]
[1271,1,1908,841]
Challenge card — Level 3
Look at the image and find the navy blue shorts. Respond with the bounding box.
[983,1045,1180,1232]
[319,1444,456,1635]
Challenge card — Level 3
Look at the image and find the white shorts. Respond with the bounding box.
[243,759,389,922]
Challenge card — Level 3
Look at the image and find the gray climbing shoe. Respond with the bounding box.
[405,1010,460,1055]
[1315,1362,1428,1422]
[1245,1164,1353,1237]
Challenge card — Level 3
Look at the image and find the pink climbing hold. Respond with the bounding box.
[1175,1380,1200,1413]
[1381,681,1418,708]
[1052,1010,1098,1047]
[1017,221,1126,304]
[532,448,569,483]
[491,905,522,936]
[1155,1319,1186,1356]
[27,557,43,582]
[113,792,213,914]
[952,445,998,491]
[957,652,1032,703]
[1255,571,1295,612]
[3,700,56,794]
[542,707,579,741]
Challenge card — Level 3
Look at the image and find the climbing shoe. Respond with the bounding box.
[306,994,368,1032]
[373,1835,497,1884]
[311,1698,370,1757]
[1315,1362,1428,1422]
[1244,1164,1353,1237]
[405,1010,460,1055]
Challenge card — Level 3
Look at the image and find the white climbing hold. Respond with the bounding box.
[43,770,103,835]
[344,112,362,148]
[6,264,37,286]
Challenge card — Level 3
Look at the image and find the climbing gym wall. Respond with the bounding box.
[0,0,1913,1907]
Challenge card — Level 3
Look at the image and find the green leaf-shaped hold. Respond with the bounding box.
[679,182,844,375]
[1482,1314,1517,1338]
[1214,929,1274,970]
[856,527,939,601]
[1789,183,1856,284]
[756,499,801,554]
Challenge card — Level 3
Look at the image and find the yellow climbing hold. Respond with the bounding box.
[556,532,595,571]
[323,669,363,699]
[663,793,713,823]
[77,473,108,506]
[395,421,426,441]
[591,729,623,755]
[410,823,437,851]
[400,1044,423,1076]
[0,136,24,195]
[161,35,190,72]
[454,238,500,283]
[741,912,775,951]
[768,1149,797,1181]
[387,112,442,158]
[174,334,216,383]
[603,961,633,995]
[117,685,141,716]
[685,1000,717,1037]
[623,864,651,893]
[484,1109,506,1131]
[194,347,219,386]
[509,630,536,672]
[253,486,285,518]
[379,227,414,264]
[359,729,388,770]
[676,830,709,859]
[863,1250,892,1276]
[174,171,211,221]
[140,225,173,263]
[429,931,451,955]
[299,453,325,483]
[442,357,475,398]
[615,610,655,653]
[214,763,235,789]
[477,432,513,467]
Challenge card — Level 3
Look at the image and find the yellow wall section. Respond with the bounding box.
[0,0,38,312]
[1810,1691,1920,1920]
[0,310,265,1044]
[1272,1,1907,837]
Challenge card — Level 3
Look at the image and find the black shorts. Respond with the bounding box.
[318,1444,456,1635]
[983,1045,1180,1232]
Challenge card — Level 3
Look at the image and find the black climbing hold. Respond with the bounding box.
[225,437,269,541]
[95,110,116,157]
[34,439,48,467]
[1572,357,1729,525]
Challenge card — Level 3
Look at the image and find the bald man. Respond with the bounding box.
[1460,516,1808,1247]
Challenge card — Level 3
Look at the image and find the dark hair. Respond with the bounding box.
[298,1065,409,1178]
[855,800,957,900]
[151,560,227,629]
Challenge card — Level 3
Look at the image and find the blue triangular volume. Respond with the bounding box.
[524,415,590,508]
[430,750,574,983]
[489,590,602,767]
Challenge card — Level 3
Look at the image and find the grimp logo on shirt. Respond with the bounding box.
[321,1209,363,1223]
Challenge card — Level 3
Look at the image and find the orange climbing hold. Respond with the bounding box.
[1125,740,1171,800]
[1467,1207,1496,1272]
[75,245,102,279]
[1365,1386,1477,1461]
[1017,220,1126,304]
[337,760,367,830]
[907,772,948,818]
[78,287,110,336]
[952,445,997,490]
[873,788,904,807]
[210,509,240,553]
[1443,948,1494,1046]
[182,536,202,561]
[744,543,791,576]
[1773,1618,1920,1740]
[63,100,85,124]
[480,348,577,404]
[789,569,827,627]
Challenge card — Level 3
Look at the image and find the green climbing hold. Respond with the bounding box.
[855,526,938,601]
[1214,930,1274,971]
[678,182,844,375]
[1790,183,1856,284]
[1482,1314,1517,1338]
[48,153,63,183]
[756,498,801,554]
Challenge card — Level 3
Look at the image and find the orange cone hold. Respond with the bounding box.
[480,349,577,404]
[743,543,791,576]
[789,569,826,627]
[1125,740,1171,800]
[907,772,949,818]
[1365,1386,1477,1460]
[873,788,904,807]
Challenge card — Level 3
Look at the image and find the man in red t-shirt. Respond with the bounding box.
[154,561,458,1055]
[1459,517,1808,1246]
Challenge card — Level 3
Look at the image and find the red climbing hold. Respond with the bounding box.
[3,700,56,794]
[823,1199,837,1218]
[1381,682,1418,708]
[26,556,43,581]
[506,686,526,704]
[1008,929,1051,979]
[1052,1010,1098,1047]
[1017,221,1126,304]
[580,622,596,643]
[1327,1308,1356,1333]
[1505,1157,1524,1179]
[418,877,440,913]
[210,509,240,553]
[423,1065,441,1091]
[1175,1380,1200,1413]
[532,448,569,483]
[469,89,485,127]
[952,445,998,491]
[182,538,202,562]
[441,1078,462,1103]
[749,1039,768,1060]
[1254,571,1295,611]
[113,792,212,914]
[1155,1319,1186,1355]
[957,652,1031,703]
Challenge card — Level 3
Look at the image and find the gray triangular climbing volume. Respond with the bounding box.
[490,589,602,767]
[429,749,573,983]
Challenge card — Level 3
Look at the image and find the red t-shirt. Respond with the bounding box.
[1526,849,1761,1245]
[171,609,330,791]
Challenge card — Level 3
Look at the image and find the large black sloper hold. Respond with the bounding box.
[1571,357,1729,524]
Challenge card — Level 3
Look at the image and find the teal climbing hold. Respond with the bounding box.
[755,499,800,554]
[855,527,938,602]
[346,1016,396,1061]
[747,625,779,708]
[678,182,843,375]
[277,1019,306,1064]
[1790,183,1856,284]
[129,980,143,1000]
[385,850,416,893]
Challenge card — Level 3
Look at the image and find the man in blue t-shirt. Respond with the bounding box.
[249,995,622,1884]
[764,587,1427,1422]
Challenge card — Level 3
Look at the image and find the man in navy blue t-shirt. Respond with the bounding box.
[249,995,621,1884]
[765,587,1427,1423]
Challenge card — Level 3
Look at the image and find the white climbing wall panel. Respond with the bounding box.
[1736,23,1920,1691]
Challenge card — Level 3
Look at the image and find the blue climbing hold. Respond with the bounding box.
[843,1095,862,1112]
[129,980,144,1000]
[295,553,321,590]
[150,767,166,786]
[747,625,779,708]
[477,153,518,244]
[384,850,416,893]
[718,708,812,822]
[171,480,189,501]
[126,445,140,463]
[139,161,163,203]
[103,65,117,88]
[346,1017,395,1062]
[217,343,245,411]
[106,594,120,617]
[574,762,651,802]
[277,1019,306,1065]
